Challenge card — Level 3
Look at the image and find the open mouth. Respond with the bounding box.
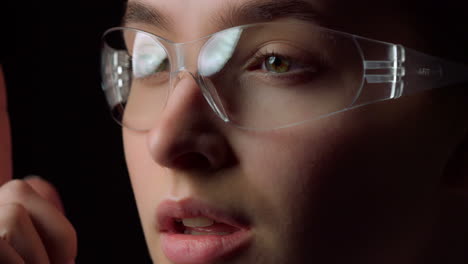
[173,217,240,235]
[157,199,252,264]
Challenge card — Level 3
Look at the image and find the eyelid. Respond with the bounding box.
[244,42,321,72]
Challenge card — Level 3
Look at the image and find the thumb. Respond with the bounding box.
[24,175,65,214]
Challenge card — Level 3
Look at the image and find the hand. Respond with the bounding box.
[0,66,77,264]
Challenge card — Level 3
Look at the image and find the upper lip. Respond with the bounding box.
[157,198,250,233]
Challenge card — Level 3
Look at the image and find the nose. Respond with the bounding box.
[146,72,232,171]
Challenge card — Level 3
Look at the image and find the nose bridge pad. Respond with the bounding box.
[168,69,229,123]
[197,76,229,122]
[168,40,230,123]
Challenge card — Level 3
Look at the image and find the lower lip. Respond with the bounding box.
[160,230,251,264]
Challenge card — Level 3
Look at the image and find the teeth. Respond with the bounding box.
[182,217,214,227]
[184,230,230,236]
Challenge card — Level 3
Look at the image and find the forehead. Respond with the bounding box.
[125,0,326,40]
[124,0,414,44]
[127,0,325,20]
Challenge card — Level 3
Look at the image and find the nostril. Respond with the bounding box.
[171,152,211,170]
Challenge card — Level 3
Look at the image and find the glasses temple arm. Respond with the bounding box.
[398,47,468,97]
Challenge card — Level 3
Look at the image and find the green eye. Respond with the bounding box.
[265,56,291,73]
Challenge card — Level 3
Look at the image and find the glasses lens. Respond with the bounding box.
[101,23,365,130]
[102,28,170,130]
[199,23,364,129]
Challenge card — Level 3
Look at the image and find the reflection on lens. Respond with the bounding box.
[102,23,365,130]
[132,33,168,78]
[201,23,364,129]
[101,28,171,131]
[198,27,243,77]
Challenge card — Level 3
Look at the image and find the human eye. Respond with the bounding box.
[262,53,294,73]
[245,44,323,85]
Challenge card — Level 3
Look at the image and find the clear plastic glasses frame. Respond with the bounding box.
[101,22,468,131]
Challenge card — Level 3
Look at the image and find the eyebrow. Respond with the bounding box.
[123,0,319,30]
[123,2,171,30]
[215,0,320,27]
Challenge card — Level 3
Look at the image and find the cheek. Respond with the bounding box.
[123,129,168,245]
[234,100,445,259]
[232,117,347,251]
[124,129,157,205]
[244,103,442,214]
[236,114,355,206]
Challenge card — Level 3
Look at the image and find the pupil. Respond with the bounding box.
[273,57,282,67]
[268,56,281,67]
[267,56,289,73]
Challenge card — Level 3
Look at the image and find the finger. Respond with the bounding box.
[0,180,77,263]
[0,203,49,264]
[0,66,12,185]
[0,238,24,264]
[24,176,64,214]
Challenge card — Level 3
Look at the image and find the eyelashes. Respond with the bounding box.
[242,47,324,86]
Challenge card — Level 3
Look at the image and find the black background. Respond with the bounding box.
[3,1,151,263]
[3,1,468,264]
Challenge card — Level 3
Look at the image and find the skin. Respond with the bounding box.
[0,0,466,263]
[123,0,468,263]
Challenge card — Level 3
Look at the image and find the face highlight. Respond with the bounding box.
[121,0,468,263]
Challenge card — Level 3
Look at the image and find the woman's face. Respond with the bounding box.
[122,0,467,263]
